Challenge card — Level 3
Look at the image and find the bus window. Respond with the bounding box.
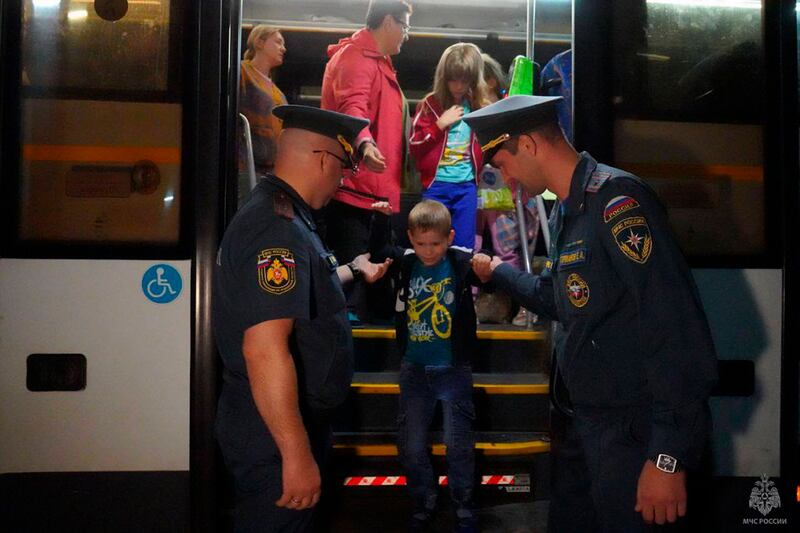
[603,0,768,259]
[5,0,185,253]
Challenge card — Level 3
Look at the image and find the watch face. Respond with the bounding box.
[656,454,678,473]
[95,0,129,22]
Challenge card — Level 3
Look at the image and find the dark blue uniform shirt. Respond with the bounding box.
[213,175,353,418]
[493,152,718,468]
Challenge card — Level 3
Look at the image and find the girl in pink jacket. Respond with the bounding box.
[410,43,486,250]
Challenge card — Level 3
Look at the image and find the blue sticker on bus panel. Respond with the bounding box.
[142,264,182,304]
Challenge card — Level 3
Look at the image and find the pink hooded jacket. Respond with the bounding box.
[321,29,406,213]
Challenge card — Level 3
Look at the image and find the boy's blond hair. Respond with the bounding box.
[408,200,452,236]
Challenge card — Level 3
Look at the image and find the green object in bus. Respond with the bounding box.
[508,55,534,96]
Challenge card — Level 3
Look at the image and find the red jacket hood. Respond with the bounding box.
[327,28,384,59]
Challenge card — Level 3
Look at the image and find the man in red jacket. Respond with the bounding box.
[321,0,412,321]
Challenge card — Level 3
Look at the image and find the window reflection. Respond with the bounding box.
[22,0,173,94]
[610,0,766,257]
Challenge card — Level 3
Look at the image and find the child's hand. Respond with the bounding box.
[471,253,497,283]
[370,201,393,216]
[436,105,464,130]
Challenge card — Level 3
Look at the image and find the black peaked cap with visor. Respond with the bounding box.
[462,95,563,161]
[272,104,369,171]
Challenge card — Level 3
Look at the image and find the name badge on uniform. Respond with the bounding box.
[557,247,588,271]
[321,252,339,272]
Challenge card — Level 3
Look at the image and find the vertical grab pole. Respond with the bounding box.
[511,0,537,328]
[515,0,537,278]
[239,113,257,192]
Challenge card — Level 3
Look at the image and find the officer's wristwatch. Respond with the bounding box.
[347,261,362,280]
[649,453,682,474]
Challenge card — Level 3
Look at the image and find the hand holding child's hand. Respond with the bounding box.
[471,253,497,283]
[436,105,464,130]
[352,253,393,284]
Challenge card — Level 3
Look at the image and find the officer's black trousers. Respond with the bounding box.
[216,390,331,533]
[548,406,694,533]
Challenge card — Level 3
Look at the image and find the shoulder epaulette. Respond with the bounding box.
[273,191,295,220]
[585,171,612,193]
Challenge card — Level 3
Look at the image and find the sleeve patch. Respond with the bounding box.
[603,195,640,223]
[611,216,653,264]
[257,248,297,294]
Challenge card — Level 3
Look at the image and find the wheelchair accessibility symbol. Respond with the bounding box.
[142,264,182,304]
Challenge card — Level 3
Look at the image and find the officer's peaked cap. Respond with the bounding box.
[462,95,562,160]
[273,105,369,168]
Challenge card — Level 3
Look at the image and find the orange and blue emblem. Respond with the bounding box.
[565,273,589,308]
[604,195,640,223]
[257,248,296,294]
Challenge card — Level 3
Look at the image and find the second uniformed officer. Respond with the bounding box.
[466,96,718,532]
[213,105,391,532]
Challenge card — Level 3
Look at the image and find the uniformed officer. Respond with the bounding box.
[213,105,392,532]
[465,96,718,532]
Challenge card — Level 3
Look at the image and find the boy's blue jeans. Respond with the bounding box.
[397,360,476,509]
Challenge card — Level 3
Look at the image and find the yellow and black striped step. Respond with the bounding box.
[333,431,550,457]
[351,324,547,342]
[350,372,549,395]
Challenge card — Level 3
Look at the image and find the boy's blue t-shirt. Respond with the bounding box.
[434,102,474,184]
[404,257,457,366]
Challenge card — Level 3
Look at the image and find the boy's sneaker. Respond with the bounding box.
[407,508,435,532]
[453,506,477,533]
[347,311,362,326]
[512,307,537,327]
[408,493,437,532]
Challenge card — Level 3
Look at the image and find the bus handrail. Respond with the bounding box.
[239,113,258,193]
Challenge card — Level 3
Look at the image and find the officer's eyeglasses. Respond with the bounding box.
[312,150,356,171]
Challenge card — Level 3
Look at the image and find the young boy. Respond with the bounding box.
[374,199,482,532]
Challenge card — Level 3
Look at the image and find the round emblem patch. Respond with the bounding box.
[565,273,590,308]
[257,248,296,294]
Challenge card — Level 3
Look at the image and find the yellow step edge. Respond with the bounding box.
[333,440,550,457]
[352,328,546,341]
[351,383,549,395]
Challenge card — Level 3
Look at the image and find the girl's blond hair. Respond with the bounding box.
[244,25,281,61]
[431,43,487,111]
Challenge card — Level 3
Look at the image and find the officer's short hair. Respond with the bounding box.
[408,200,451,236]
[365,0,413,30]
[504,122,564,155]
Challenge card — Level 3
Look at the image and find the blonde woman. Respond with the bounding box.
[239,25,288,177]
